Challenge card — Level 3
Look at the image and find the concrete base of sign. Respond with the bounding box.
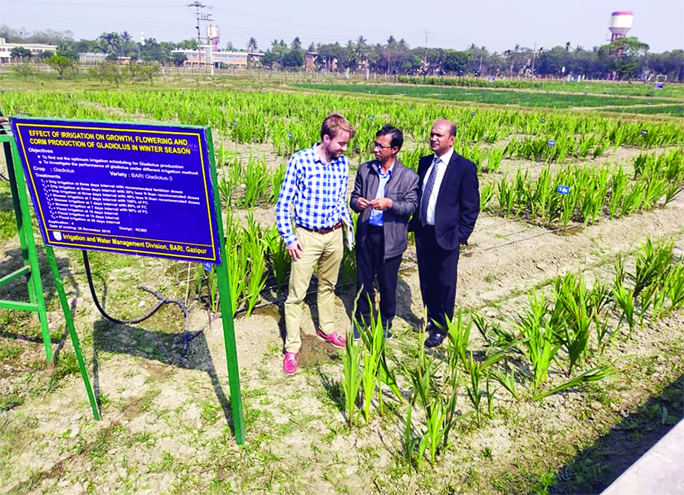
[601,419,684,495]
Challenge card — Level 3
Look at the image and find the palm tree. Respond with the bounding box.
[121,31,133,55]
[247,37,258,52]
[385,36,397,74]
[291,37,302,52]
[97,32,122,57]
[355,35,368,64]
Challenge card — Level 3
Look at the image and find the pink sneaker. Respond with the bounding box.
[316,329,346,348]
[283,352,298,375]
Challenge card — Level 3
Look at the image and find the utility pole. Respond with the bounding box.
[531,42,537,77]
[138,31,143,60]
[424,28,429,79]
[207,6,215,76]
[188,2,218,75]
[189,1,206,44]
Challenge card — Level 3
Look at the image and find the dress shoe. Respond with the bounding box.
[413,320,433,333]
[424,331,447,348]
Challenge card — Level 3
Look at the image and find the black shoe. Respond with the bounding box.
[414,320,432,333]
[424,331,446,348]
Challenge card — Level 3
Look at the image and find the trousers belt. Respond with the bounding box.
[298,221,342,234]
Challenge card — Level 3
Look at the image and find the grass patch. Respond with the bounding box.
[0,393,23,411]
[0,342,23,361]
[0,210,17,241]
[47,351,80,392]
[295,83,674,109]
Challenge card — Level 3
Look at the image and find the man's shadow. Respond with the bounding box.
[90,274,234,431]
[396,270,422,330]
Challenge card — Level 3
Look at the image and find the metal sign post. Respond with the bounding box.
[7,116,244,444]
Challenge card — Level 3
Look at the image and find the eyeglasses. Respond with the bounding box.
[373,142,391,149]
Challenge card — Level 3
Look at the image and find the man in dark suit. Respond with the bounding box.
[409,119,480,348]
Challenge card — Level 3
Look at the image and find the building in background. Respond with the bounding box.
[305,52,317,70]
[79,53,108,64]
[0,38,57,63]
[171,45,262,69]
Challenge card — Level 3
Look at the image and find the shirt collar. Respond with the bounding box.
[434,147,454,165]
[313,143,344,166]
[312,143,326,164]
[376,159,395,176]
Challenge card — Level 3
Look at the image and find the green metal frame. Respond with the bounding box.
[206,130,245,444]
[0,131,100,420]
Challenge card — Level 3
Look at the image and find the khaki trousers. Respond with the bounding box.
[284,226,344,353]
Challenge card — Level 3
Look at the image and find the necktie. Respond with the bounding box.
[419,157,440,225]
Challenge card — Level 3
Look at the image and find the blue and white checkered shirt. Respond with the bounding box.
[276,144,352,245]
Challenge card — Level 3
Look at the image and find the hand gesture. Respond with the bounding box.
[356,197,371,210]
[370,198,393,210]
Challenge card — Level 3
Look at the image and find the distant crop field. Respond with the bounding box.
[602,103,684,117]
[396,76,684,99]
[296,83,675,110]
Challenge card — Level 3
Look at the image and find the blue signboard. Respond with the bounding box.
[557,185,570,195]
[11,118,221,264]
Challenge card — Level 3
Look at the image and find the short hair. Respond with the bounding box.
[320,113,355,140]
[376,124,404,151]
[448,122,457,136]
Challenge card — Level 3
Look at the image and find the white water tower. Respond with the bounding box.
[609,11,633,41]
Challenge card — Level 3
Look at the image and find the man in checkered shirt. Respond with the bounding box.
[276,113,355,376]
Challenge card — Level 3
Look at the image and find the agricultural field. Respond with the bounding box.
[0,77,683,495]
[395,76,684,99]
[296,83,683,114]
[601,103,684,117]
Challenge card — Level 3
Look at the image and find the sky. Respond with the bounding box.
[1,0,683,53]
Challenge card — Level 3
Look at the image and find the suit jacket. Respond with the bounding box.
[350,159,419,260]
[409,151,480,250]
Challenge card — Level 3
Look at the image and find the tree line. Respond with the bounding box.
[2,25,683,81]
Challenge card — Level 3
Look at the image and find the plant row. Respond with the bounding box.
[481,149,684,228]
[338,236,683,471]
[194,210,356,317]
[2,90,682,158]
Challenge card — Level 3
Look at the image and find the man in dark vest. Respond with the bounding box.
[351,125,419,338]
